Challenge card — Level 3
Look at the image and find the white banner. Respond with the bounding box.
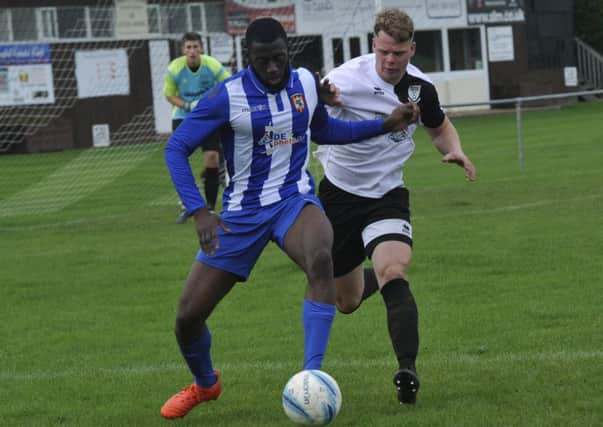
[487,26,514,62]
[75,49,130,98]
[115,0,149,38]
[564,66,578,87]
[0,64,55,106]
[0,43,55,106]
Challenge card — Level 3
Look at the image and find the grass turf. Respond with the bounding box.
[1,101,602,426]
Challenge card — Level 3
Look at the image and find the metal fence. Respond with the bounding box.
[443,89,603,169]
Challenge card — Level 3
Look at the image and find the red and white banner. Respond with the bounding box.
[225,1,296,35]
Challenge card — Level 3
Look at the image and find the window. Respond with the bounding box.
[189,4,205,33]
[448,28,482,70]
[412,30,443,72]
[332,38,344,67]
[12,8,38,41]
[37,8,58,39]
[205,1,226,33]
[90,7,114,38]
[147,5,160,34]
[57,7,87,39]
[0,9,12,41]
[290,36,323,73]
[148,3,217,35]
[349,37,361,59]
[162,5,187,35]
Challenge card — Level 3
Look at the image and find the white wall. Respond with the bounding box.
[148,40,172,134]
[430,71,490,109]
[301,0,490,105]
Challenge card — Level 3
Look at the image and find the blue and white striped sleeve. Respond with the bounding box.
[165,84,230,214]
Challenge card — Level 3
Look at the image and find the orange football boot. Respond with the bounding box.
[160,371,222,419]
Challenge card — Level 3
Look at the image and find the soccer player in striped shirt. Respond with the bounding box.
[315,8,476,405]
[160,17,418,419]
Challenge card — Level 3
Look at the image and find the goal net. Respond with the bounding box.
[0,0,370,221]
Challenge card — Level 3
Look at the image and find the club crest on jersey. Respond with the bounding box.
[389,128,411,143]
[290,93,305,112]
[408,85,421,103]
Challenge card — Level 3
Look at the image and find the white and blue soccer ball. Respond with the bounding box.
[282,369,342,426]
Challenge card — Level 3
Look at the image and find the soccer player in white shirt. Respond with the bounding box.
[315,8,476,405]
[160,17,417,419]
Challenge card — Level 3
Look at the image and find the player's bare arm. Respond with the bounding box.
[426,116,476,181]
[383,102,419,132]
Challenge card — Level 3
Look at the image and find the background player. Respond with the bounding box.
[315,8,476,405]
[164,32,231,223]
[160,17,417,419]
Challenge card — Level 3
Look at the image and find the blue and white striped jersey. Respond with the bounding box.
[165,65,385,213]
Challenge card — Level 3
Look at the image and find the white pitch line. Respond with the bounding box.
[0,145,158,218]
[0,213,129,231]
[1,350,602,382]
[414,193,602,220]
[1,193,601,232]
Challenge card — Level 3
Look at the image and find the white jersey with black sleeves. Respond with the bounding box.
[314,54,445,198]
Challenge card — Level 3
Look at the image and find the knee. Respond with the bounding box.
[335,295,361,314]
[174,298,203,337]
[378,260,410,283]
[307,248,333,282]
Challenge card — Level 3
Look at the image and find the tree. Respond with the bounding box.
[574,0,603,52]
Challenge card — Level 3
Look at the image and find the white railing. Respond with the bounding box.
[443,90,603,170]
[575,37,603,89]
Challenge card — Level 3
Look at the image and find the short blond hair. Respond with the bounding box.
[374,8,414,42]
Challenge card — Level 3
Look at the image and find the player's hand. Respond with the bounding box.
[316,72,344,107]
[442,151,476,181]
[184,100,199,112]
[192,207,231,256]
[383,102,420,132]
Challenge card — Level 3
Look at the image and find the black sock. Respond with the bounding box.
[381,278,419,370]
[203,167,219,210]
[362,268,379,301]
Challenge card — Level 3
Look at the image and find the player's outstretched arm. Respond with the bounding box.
[311,101,418,145]
[426,116,476,181]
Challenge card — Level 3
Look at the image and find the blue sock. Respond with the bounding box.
[178,326,217,387]
[302,300,335,370]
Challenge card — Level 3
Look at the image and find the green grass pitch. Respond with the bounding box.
[1,101,602,426]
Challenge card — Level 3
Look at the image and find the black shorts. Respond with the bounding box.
[318,177,412,277]
[172,119,220,152]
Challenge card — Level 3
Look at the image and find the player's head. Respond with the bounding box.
[245,17,290,91]
[372,8,416,84]
[181,32,203,67]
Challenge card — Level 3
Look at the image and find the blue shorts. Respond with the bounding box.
[196,192,323,281]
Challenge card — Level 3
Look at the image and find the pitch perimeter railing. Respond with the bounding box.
[575,37,603,90]
[442,89,603,170]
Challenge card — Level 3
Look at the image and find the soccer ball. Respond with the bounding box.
[282,369,342,426]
